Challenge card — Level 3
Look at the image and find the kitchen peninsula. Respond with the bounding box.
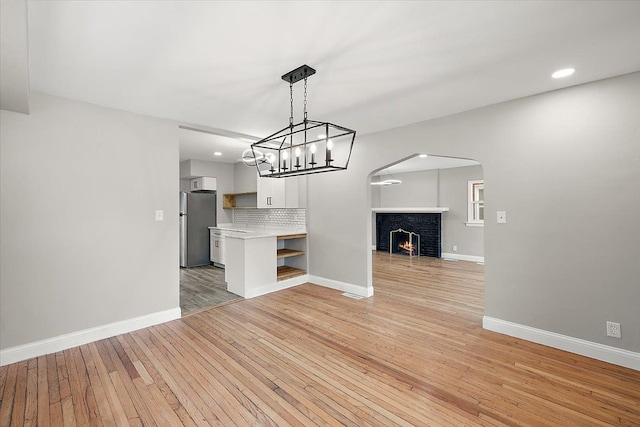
[209,224,307,298]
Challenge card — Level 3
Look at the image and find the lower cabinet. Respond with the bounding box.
[210,230,225,266]
[224,232,307,298]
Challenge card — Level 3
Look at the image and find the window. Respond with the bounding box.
[467,180,484,226]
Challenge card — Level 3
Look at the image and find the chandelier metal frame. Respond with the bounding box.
[250,65,356,178]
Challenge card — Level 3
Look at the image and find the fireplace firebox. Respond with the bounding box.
[390,228,420,257]
[376,213,441,257]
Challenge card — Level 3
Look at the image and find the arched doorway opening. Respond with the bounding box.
[368,154,485,321]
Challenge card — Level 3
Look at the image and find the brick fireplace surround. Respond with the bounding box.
[375,213,442,257]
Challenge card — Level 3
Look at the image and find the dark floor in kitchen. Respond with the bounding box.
[180,264,243,315]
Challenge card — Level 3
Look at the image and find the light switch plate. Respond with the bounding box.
[155,210,164,221]
[497,211,507,224]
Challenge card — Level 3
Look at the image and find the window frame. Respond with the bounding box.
[466,180,484,227]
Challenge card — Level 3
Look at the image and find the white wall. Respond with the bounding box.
[378,169,439,207]
[439,165,484,257]
[307,72,640,353]
[234,161,258,193]
[0,93,180,351]
[0,0,30,114]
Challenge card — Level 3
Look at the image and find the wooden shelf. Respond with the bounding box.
[277,249,305,259]
[223,192,257,209]
[277,233,307,240]
[277,266,306,281]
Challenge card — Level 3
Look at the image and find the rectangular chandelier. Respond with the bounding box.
[250,65,356,178]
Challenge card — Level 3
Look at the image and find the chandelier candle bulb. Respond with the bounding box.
[309,143,317,166]
[326,139,334,166]
[282,151,289,171]
[295,147,301,168]
[267,153,276,174]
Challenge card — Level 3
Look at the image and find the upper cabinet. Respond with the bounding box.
[231,163,304,209]
[190,177,217,192]
[257,177,286,208]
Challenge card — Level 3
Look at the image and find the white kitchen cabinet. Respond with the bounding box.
[257,177,286,208]
[191,177,217,192]
[225,231,307,298]
[232,163,303,209]
[210,229,225,266]
[285,175,305,208]
[258,174,304,208]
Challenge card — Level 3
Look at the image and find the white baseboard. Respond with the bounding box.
[483,316,640,371]
[244,275,309,299]
[0,307,181,367]
[441,252,485,263]
[308,275,374,298]
[371,245,377,251]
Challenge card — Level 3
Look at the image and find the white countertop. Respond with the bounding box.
[209,223,306,240]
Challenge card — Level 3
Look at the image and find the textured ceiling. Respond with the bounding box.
[25,1,640,162]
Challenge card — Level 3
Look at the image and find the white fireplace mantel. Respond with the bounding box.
[372,207,449,213]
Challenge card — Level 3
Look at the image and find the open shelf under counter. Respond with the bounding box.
[276,232,306,281]
[277,266,306,281]
[277,248,305,259]
[277,233,307,240]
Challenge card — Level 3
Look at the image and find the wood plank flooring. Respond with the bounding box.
[180,265,242,315]
[2,251,640,426]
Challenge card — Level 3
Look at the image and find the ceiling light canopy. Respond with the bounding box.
[552,68,575,79]
[250,65,356,178]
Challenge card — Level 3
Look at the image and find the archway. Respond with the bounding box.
[368,154,485,316]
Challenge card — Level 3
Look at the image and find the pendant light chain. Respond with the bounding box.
[289,82,294,128]
[303,76,308,122]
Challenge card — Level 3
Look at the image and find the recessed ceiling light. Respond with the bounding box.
[419,154,428,158]
[552,68,575,79]
[213,152,222,156]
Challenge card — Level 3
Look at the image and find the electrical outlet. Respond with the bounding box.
[606,321,621,338]
[497,211,507,224]
[155,210,164,221]
[452,245,458,252]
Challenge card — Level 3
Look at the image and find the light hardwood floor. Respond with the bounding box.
[1,252,639,426]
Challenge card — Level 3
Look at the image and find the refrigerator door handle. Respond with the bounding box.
[180,215,187,267]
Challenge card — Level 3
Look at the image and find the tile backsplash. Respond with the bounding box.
[232,209,306,227]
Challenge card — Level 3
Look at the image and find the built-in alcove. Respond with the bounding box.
[370,154,484,261]
[376,213,442,257]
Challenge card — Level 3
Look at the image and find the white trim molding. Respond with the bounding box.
[372,207,449,213]
[0,307,181,366]
[441,252,485,263]
[308,275,374,298]
[244,275,309,299]
[483,316,640,371]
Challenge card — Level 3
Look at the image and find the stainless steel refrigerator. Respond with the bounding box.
[179,191,217,268]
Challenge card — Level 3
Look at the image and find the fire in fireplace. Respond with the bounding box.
[376,213,441,258]
[390,228,420,257]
